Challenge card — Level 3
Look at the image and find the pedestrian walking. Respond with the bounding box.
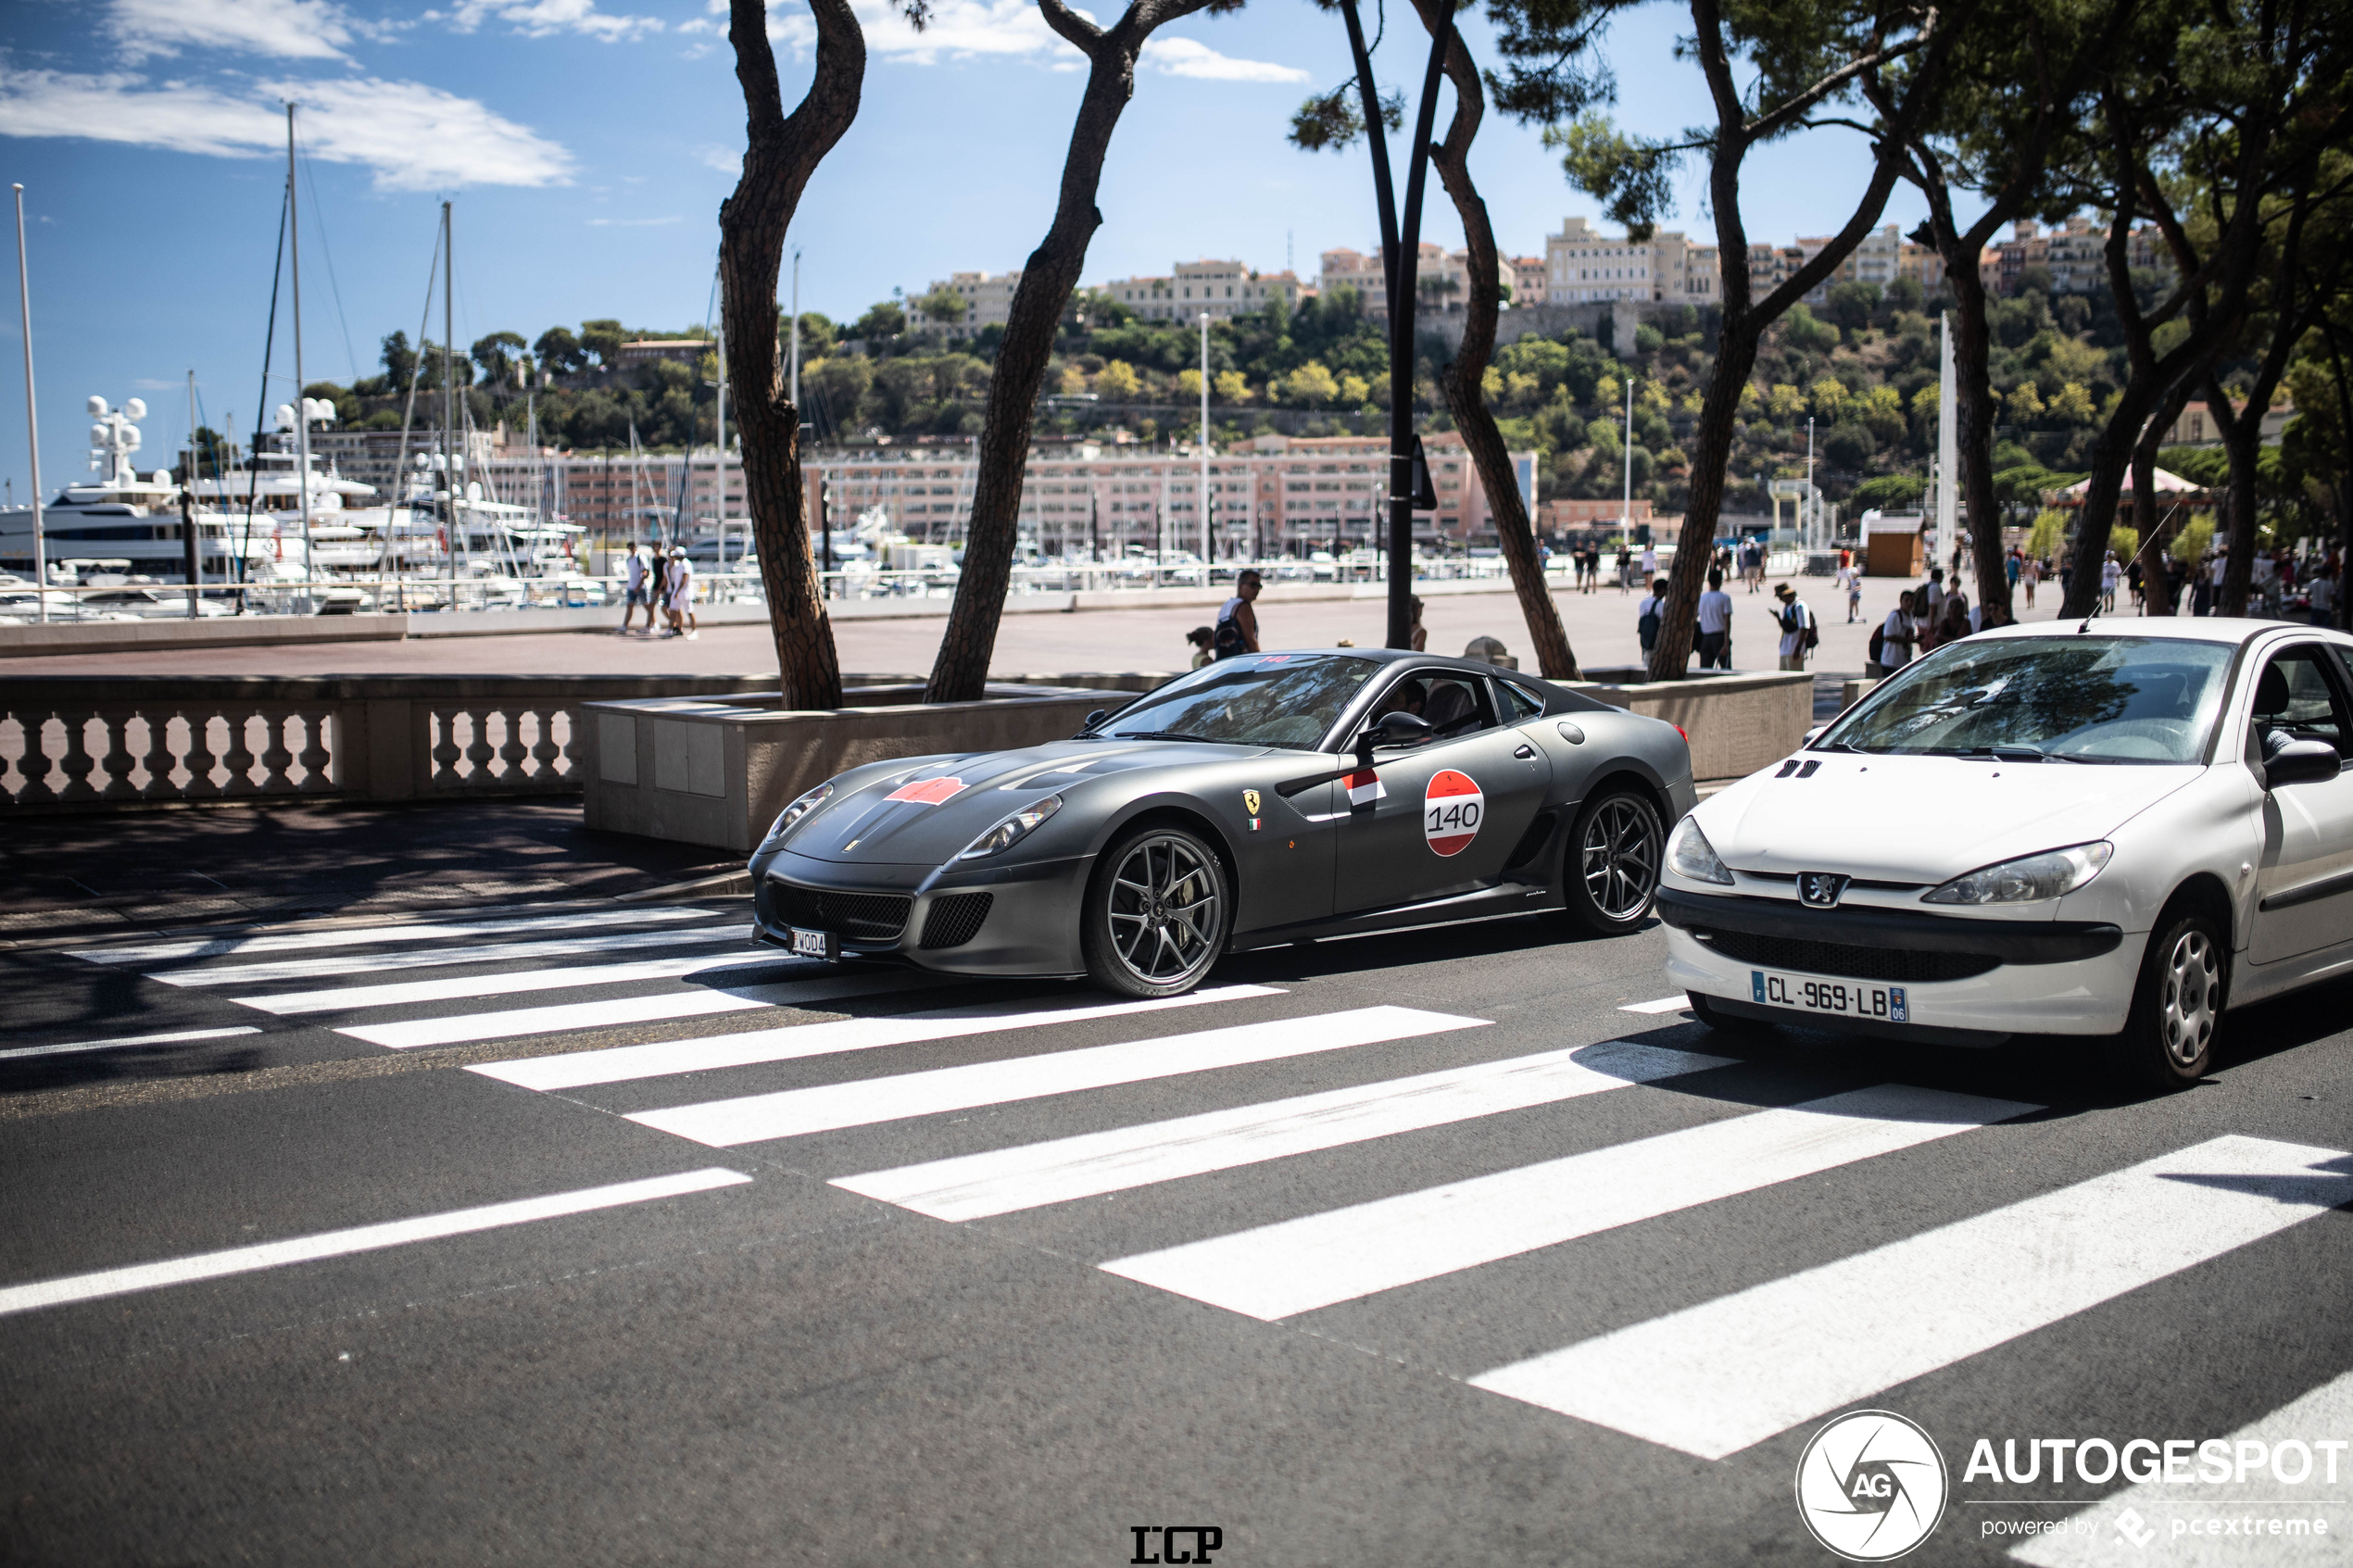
[2020,553,2038,609]
[1214,568,1262,658]
[619,542,651,633]
[1408,595,1428,652]
[665,546,698,638]
[1582,544,1601,594]
[1185,626,1215,669]
[1637,575,1668,659]
[1772,583,1816,671]
[1615,545,1631,593]
[1640,542,1657,582]
[1695,569,1734,670]
[2101,552,2121,612]
[1869,589,1917,674]
[1835,559,1861,622]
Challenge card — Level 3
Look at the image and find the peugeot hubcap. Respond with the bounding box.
[1108,836,1219,983]
[2159,929,2218,1070]
[1581,799,1660,921]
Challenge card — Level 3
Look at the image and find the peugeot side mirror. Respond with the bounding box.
[1803,724,1827,747]
[2265,737,2342,789]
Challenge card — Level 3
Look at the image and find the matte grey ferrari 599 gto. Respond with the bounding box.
[749,649,1694,997]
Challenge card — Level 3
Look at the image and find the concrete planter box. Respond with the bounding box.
[1567,670,1814,782]
[583,684,1146,852]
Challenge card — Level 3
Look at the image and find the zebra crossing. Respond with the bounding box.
[59,899,2353,1469]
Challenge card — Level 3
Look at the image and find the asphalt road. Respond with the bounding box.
[3,883,2349,1565]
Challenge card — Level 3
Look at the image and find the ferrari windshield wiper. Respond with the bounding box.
[1111,729,1223,744]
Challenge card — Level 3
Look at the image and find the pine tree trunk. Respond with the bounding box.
[718,0,862,709]
[1416,5,1578,677]
[1947,273,2012,625]
[925,0,1222,704]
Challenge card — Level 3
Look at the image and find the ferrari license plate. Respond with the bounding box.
[789,926,837,960]
[1751,970,1907,1022]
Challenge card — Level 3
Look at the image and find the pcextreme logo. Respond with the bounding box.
[1794,1410,1950,1561]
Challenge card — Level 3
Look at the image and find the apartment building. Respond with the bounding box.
[1898,242,1947,293]
[305,426,505,500]
[1972,217,2175,296]
[913,270,1024,334]
[611,339,711,369]
[1507,256,1547,307]
[1546,217,1719,305]
[801,431,1536,557]
[1094,258,1307,322]
[1316,243,1474,319]
[2159,396,2296,448]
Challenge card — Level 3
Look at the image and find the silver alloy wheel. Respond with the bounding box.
[1106,833,1220,985]
[2159,926,2220,1069]
[1581,797,1661,921]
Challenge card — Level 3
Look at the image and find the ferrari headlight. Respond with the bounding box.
[1667,815,1733,885]
[763,782,833,846]
[960,795,1063,860]
[1921,841,2112,905]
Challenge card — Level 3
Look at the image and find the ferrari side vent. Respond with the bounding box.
[920,893,995,949]
[1502,809,1556,872]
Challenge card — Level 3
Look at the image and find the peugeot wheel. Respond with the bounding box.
[2109,910,2225,1092]
[1082,826,1230,997]
[1560,787,1665,937]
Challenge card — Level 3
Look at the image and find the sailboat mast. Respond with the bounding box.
[714,275,728,572]
[13,183,46,622]
[285,104,314,583]
[443,198,457,596]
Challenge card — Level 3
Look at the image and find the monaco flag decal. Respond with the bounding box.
[1424,770,1483,857]
[884,776,966,805]
[1343,768,1387,809]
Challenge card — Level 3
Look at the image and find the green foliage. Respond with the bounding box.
[1543,114,1680,237]
[1288,86,1403,153]
[914,285,967,325]
[1851,474,1925,512]
[850,300,908,340]
[1780,305,1838,354]
[579,319,627,367]
[2171,516,2216,562]
[2028,508,2070,558]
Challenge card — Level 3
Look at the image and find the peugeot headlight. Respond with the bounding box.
[960,795,1063,860]
[1921,842,2112,905]
[1667,815,1734,885]
[763,782,833,846]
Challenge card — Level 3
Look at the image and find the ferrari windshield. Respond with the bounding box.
[1102,655,1378,748]
[1820,635,2234,763]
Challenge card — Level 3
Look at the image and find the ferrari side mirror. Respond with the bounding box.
[1374,710,1433,746]
[1076,709,1107,737]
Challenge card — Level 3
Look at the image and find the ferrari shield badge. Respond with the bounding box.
[1242,789,1261,815]
[1424,770,1483,856]
[884,776,965,805]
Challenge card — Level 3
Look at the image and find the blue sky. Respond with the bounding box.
[0,0,1973,493]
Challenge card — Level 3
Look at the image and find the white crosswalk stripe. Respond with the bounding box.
[1467,1134,2353,1459]
[233,950,816,1015]
[469,985,1284,1092]
[70,906,724,967]
[343,972,925,1049]
[833,1040,1734,1222]
[145,923,753,989]
[1102,1083,2039,1321]
[628,1006,1489,1147]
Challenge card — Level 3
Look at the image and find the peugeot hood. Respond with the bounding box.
[1694,752,2203,884]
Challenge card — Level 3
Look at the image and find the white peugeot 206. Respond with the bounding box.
[1658,617,2353,1089]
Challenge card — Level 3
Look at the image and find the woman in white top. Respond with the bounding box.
[1879,590,1918,671]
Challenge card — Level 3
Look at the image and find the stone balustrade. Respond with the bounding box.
[0,675,788,813]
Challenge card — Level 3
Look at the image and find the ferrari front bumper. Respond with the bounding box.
[750,847,1095,978]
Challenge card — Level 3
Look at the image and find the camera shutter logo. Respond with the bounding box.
[1793,1410,1948,1562]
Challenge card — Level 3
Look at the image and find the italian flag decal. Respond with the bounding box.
[1424,770,1484,857]
[1343,768,1387,808]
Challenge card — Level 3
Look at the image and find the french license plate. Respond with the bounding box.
[1751,970,1907,1022]
[789,926,837,960]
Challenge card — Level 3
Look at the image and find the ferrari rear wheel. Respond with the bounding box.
[1560,787,1664,937]
[1083,826,1230,997]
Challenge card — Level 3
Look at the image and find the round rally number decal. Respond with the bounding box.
[1424,770,1483,857]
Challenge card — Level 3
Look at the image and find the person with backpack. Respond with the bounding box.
[1695,568,1734,670]
[1773,582,1817,671]
[1213,569,1262,659]
[1637,574,1668,659]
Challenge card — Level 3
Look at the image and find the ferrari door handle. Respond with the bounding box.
[1513,744,1537,759]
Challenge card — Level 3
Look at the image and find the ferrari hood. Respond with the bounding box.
[1695,752,2202,883]
[783,737,1273,865]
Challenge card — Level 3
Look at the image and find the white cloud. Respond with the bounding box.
[586,214,683,225]
[445,0,663,42]
[106,0,357,64]
[697,144,742,172]
[1140,36,1309,83]
[0,67,575,189]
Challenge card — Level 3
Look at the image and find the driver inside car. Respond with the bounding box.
[1371,679,1428,727]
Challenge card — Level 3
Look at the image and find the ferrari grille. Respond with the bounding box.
[919,893,994,950]
[768,881,912,943]
[1700,929,1999,984]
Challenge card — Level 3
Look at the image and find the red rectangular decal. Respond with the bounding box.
[885,777,965,805]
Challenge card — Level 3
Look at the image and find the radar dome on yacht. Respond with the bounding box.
[121,424,140,450]
[305,397,336,424]
[149,470,170,485]
[124,398,147,420]
[275,403,296,432]
[465,481,484,500]
[86,395,108,417]
[89,423,108,446]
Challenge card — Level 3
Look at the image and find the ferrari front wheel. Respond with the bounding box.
[1082,826,1230,997]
